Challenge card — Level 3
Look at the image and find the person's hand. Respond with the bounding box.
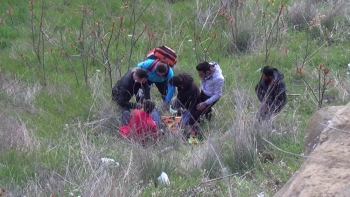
[135,102,142,109]
[162,102,168,112]
[177,107,184,114]
[196,102,207,111]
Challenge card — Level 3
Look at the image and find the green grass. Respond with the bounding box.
[0,150,36,184]
[0,0,349,196]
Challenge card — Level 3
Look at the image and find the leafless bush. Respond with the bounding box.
[0,74,38,154]
[287,1,317,28]
[192,84,259,176]
[18,168,66,197]
[288,0,349,37]
[193,0,290,57]
[1,73,42,109]
[88,70,116,120]
[85,70,119,134]
[0,114,36,154]
[320,70,350,105]
[223,88,262,172]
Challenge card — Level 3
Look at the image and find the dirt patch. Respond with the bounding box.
[274,104,350,197]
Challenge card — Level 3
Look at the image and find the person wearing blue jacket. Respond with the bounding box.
[137,59,175,107]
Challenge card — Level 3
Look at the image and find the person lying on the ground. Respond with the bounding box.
[119,100,158,145]
[255,66,287,121]
[112,68,149,111]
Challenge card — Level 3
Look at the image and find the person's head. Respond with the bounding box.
[169,75,183,87]
[261,66,274,82]
[156,61,168,77]
[143,100,155,114]
[133,68,148,83]
[196,61,213,79]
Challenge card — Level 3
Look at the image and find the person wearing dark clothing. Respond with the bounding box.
[169,73,200,127]
[112,68,149,111]
[255,66,287,120]
[169,73,200,112]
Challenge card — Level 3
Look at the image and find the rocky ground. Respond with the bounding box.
[274,103,350,197]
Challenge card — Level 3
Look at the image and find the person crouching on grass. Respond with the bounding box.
[168,73,200,127]
[255,66,287,121]
[112,67,149,113]
[187,61,225,138]
[119,100,158,146]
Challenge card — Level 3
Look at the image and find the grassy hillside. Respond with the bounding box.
[0,0,349,196]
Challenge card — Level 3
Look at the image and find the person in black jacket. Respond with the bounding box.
[169,73,200,113]
[255,66,287,121]
[169,73,200,139]
[112,68,149,111]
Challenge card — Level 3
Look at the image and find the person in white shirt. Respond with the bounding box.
[188,61,225,132]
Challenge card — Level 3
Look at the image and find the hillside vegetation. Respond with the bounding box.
[0,0,349,196]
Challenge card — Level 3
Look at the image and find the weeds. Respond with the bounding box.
[296,63,332,109]
[1,0,350,196]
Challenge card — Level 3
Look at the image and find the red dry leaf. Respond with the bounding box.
[296,67,302,74]
[322,67,329,75]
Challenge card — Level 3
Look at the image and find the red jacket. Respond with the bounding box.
[119,110,157,141]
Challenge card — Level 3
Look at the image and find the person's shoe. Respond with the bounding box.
[205,112,212,121]
[187,136,200,144]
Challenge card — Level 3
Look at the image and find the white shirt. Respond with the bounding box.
[200,62,225,105]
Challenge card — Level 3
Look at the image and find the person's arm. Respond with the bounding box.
[142,83,151,100]
[266,82,280,106]
[204,78,224,105]
[152,124,158,141]
[255,81,264,102]
[117,95,137,109]
[164,68,175,104]
[179,87,199,110]
[272,82,287,112]
[276,81,286,101]
[112,88,137,109]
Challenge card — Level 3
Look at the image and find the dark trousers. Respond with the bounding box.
[188,91,218,126]
[121,110,131,126]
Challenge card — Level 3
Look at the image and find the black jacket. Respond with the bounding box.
[112,70,150,110]
[176,73,200,111]
[255,68,287,113]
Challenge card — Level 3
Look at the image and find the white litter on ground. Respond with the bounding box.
[101,157,120,167]
[157,172,170,185]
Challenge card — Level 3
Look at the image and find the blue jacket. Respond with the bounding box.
[137,59,175,103]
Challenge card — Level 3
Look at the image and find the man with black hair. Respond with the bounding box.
[169,73,200,125]
[255,66,287,120]
[112,68,149,111]
[188,61,225,130]
[119,100,158,144]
